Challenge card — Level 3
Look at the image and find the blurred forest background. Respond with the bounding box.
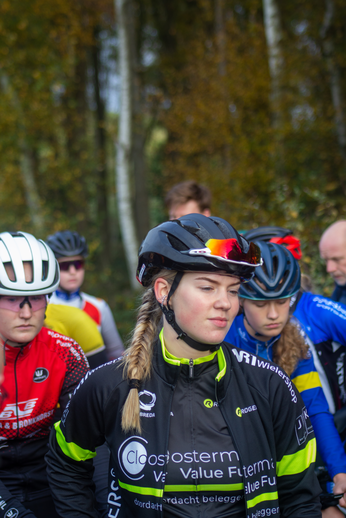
[0,0,345,341]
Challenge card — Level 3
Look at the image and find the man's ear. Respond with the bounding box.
[154,278,170,304]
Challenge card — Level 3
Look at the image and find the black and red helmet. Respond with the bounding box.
[137,214,262,287]
[243,226,302,260]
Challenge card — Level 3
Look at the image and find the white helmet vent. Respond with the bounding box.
[0,232,60,296]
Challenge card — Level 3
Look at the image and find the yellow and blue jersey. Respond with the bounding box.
[225,314,346,479]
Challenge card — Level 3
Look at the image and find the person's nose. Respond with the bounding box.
[326,259,337,274]
[19,302,33,319]
[267,302,279,320]
[215,289,233,310]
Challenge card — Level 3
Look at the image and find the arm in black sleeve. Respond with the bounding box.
[0,480,37,518]
[46,362,122,517]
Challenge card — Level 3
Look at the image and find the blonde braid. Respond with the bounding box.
[121,270,176,433]
[272,321,309,376]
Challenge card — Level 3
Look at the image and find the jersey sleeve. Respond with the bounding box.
[46,363,121,517]
[100,301,124,360]
[57,339,90,413]
[0,480,38,518]
[296,293,346,346]
[291,356,346,478]
[269,368,321,517]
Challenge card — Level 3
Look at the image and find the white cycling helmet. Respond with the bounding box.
[0,232,60,296]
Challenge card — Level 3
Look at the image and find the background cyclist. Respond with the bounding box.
[46,230,124,360]
[225,240,346,517]
[0,231,89,517]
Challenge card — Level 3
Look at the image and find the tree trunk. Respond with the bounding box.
[92,27,111,268]
[320,0,346,162]
[115,0,140,291]
[262,0,284,129]
[19,145,45,236]
[131,3,150,244]
[215,0,232,175]
[0,74,45,236]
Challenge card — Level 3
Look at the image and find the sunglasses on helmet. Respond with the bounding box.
[185,238,263,266]
[59,259,85,272]
[0,295,48,312]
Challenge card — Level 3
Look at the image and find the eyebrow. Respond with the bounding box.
[194,276,241,286]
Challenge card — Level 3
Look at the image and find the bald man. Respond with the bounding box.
[319,220,346,305]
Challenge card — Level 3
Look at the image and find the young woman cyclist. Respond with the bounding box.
[46,230,124,360]
[46,214,321,517]
[224,240,346,517]
[243,226,346,415]
[0,231,90,518]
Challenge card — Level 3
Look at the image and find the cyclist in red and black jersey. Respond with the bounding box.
[0,231,89,518]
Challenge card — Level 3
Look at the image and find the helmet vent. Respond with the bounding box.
[167,235,189,252]
[41,261,48,281]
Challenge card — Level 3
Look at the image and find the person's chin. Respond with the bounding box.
[261,326,282,339]
[334,277,346,286]
[11,329,37,343]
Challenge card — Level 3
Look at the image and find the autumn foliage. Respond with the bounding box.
[0,0,345,305]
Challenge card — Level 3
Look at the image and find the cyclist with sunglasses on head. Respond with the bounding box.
[0,231,89,518]
[225,241,346,517]
[47,215,320,518]
[46,230,124,361]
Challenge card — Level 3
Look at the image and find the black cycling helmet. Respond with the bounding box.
[137,214,262,353]
[243,226,302,260]
[243,226,292,242]
[239,241,300,300]
[137,214,262,287]
[46,231,88,259]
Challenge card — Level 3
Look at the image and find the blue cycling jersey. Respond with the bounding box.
[225,313,346,479]
[293,292,346,346]
[293,291,346,412]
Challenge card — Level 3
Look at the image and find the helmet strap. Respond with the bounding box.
[243,309,264,338]
[160,272,220,353]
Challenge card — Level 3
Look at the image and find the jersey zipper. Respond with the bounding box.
[189,358,194,378]
[14,346,24,438]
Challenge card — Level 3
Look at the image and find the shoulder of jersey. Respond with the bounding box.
[39,325,79,347]
[81,291,105,307]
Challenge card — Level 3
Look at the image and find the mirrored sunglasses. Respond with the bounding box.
[0,295,47,312]
[186,238,263,266]
[59,259,85,272]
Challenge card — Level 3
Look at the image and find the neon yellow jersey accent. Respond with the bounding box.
[119,480,163,497]
[291,372,322,393]
[164,483,244,492]
[159,328,227,381]
[277,437,316,476]
[45,304,105,357]
[246,491,279,509]
[54,421,97,461]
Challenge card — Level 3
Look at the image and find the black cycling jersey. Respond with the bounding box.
[164,356,244,517]
[46,337,321,518]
